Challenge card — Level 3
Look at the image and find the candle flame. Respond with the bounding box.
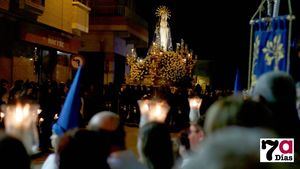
[15,106,23,124]
[0,112,4,118]
[39,118,44,123]
[154,105,162,117]
[54,113,59,120]
[189,97,202,109]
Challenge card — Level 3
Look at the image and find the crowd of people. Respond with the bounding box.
[0,71,300,169]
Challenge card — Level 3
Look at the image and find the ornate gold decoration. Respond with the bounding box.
[155,6,171,18]
[263,35,284,70]
[126,40,196,86]
[251,35,260,86]
[125,6,195,87]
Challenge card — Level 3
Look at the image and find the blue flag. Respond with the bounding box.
[52,66,82,136]
[251,17,288,86]
[234,68,241,95]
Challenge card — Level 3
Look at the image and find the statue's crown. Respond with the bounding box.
[155,6,171,18]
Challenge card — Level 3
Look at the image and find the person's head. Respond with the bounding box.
[252,71,296,106]
[138,122,174,169]
[50,132,60,151]
[204,96,273,134]
[182,127,292,169]
[88,111,125,151]
[88,111,120,131]
[0,87,7,102]
[251,71,300,137]
[57,128,111,169]
[0,131,30,169]
[178,129,190,157]
[188,117,205,151]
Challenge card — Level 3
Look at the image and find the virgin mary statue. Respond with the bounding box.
[153,6,173,51]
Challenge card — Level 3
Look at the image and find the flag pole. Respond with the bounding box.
[248,23,254,89]
[248,0,266,89]
[287,0,294,73]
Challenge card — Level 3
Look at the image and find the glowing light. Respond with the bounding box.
[3,104,40,155]
[188,97,202,110]
[39,118,44,123]
[54,113,59,120]
[37,109,42,115]
[0,112,4,118]
[125,6,196,86]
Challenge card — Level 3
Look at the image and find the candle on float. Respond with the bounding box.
[3,103,39,155]
[148,100,170,123]
[188,97,202,123]
[138,99,170,126]
[138,99,150,127]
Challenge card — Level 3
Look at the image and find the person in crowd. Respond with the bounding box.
[173,88,190,130]
[251,71,300,152]
[188,117,205,152]
[0,79,10,92]
[138,122,174,169]
[173,129,191,169]
[57,128,111,169]
[8,80,23,104]
[88,111,146,169]
[42,67,83,169]
[172,117,205,169]
[39,80,60,152]
[295,82,300,119]
[182,127,296,169]
[204,96,274,134]
[41,127,62,169]
[0,87,7,106]
[0,131,31,169]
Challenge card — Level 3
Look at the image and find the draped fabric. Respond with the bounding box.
[153,19,173,51]
[251,17,288,86]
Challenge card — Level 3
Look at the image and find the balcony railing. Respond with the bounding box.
[73,0,89,7]
[72,0,91,33]
[91,5,148,28]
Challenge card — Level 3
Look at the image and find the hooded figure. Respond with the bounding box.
[42,66,83,169]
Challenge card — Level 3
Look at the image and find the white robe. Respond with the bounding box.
[41,153,58,169]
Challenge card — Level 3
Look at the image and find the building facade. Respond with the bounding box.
[80,0,148,92]
[0,0,90,83]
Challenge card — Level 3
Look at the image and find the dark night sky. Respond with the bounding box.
[135,0,300,89]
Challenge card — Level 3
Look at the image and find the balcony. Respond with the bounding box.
[91,5,147,28]
[19,0,45,15]
[90,5,148,44]
[72,0,91,33]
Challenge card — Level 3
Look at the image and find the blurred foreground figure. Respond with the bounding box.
[138,122,174,169]
[252,71,300,152]
[57,129,111,169]
[182,127,298,169]
[88,111,146,169]
[204,96,273,134]
[0,131,31,169]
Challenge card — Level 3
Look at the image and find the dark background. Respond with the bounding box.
[135,0,300,89]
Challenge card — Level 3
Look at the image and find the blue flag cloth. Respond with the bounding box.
[52,66,82,136]
[234,68,241,95]
[251,16,288,86]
